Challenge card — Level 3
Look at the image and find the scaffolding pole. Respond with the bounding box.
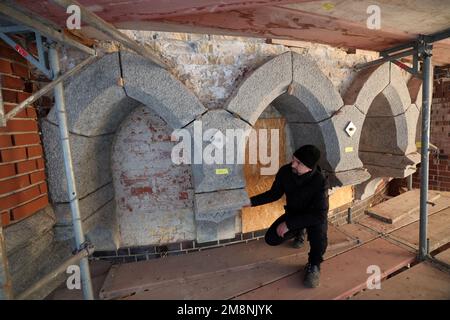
[0,1,100,298]
[1,54,97,125]
[16,244,95,300]
[418,46,433,260]
[48,45,94,300]
[0,2,95,56]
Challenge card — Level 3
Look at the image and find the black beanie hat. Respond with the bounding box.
[293,145,321,169]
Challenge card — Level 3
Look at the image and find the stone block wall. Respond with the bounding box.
[46,31,423,252]
[119,31,379,109]
[91,180,389,265]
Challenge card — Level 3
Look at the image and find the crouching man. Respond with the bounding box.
[244,145,329,288]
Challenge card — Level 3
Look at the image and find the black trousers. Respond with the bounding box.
[265,213,328,266]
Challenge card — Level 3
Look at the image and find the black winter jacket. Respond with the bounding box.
[250,164,330,230]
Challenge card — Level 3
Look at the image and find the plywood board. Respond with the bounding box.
[435,248,450,265]
[351,262,450,300]
[100,225,351,300]
[336,223,380,244]
[125,253,309,300]
[329,186,353,211]
[234,238,416,300]
[14,0,450,66]
[388,207,450,252]
[359,192,450,235]
[366,190,441,224]
[45,260,112,300]
[124,236,359,300]
[242,118,286,233]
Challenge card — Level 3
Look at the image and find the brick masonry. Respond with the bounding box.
[412,76,450,192]
[0,38,49,227]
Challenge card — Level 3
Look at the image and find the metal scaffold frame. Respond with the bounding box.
[356,28,450,262]
[0,0,175,300]
[0,0,177,299]
[0,4,98,301]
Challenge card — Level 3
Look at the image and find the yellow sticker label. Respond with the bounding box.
[215,168,229,175]
[322,3,335,11]
[345,147,354,153]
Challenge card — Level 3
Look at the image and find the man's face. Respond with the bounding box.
[291,156,312,176]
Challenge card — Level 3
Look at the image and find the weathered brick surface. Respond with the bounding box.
[0,120,38,133]
[0,185,41,211]
[1,211,9,226]
[26,145,43,158]
[11,195,48,221]
[0,39,49,226]
[15,159,37,174]
[412,78,450,192]
[0,164,15,179]
[0,148,27,162]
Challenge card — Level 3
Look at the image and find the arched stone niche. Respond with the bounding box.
[42,51,225,248]
[345,63,421,179]
[225,51,370,188]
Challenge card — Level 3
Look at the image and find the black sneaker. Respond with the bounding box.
[303,263,320,288]
[292,237,305,249]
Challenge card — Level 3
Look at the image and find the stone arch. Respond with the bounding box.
[408,77,423,145]
[225,51,369,187]
[46,51,207,137]
[345,63,420,178]
[42,51,207,248]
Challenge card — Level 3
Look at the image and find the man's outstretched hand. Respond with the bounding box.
[276,222,289,237]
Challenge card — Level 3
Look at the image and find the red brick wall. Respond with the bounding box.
[0,39,49,227]
[412,77,450,191]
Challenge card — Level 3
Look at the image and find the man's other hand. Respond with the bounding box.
[276,222,289,237]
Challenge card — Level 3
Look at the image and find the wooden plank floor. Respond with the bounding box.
[359,191,450,235]
[124,252,309,300]
[234,238,416,300]
[351,261,450,300]
[45,260,112,300]
[124,223,382,299]
[435,247,450,265]
[388,207,450,252]
[334,223,380,244]
[56,190,450,301]
[100,225,353,300]
[366,190,441,224]
[102,196,450,300]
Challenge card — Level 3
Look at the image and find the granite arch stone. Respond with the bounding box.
[354,63,420,178]
[42,52,208,247]
[225,52,364,186]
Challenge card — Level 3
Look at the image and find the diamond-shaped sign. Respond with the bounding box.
[345,121,357,137]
